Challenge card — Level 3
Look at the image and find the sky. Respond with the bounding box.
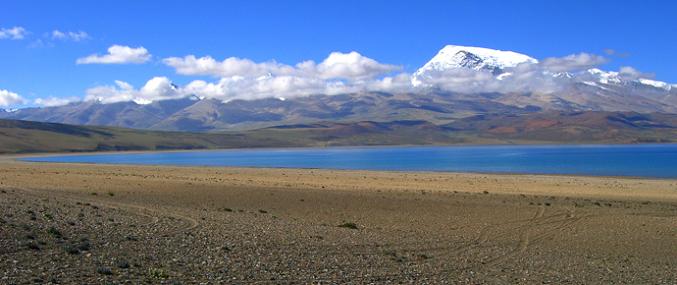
[1,0,676,107]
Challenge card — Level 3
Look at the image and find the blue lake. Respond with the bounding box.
[21,144,677,178]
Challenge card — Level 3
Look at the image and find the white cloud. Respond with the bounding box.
[183,75,353,101]
[0,89,25,107]
[84,77,182,104]
[34,96,79,107]
[51,30,89,42]
[92,52,609,104]
[298,51,400,79]
[541,53,607,73]
[76,45,151,64]
[163,56,296,77]
[163,51,399,80]
[0,26,28,40]
[139,51,400,102]
[78,50,668,106]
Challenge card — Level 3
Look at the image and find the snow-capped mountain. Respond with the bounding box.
[638,79,672,91]
[412,45,538,86]
[582,68,675,92]
[413,45,675,96]
[2,44,677,132]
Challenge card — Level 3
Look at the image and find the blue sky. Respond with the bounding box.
[1,0,676,107]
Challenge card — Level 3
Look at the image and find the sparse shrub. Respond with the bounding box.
[25,241,41,251]
[90,192,97,196]
[116,259,130,269]
[64,245,80,255]
[337,222,358,230]
[96,266,113,275]
[47,227,62,238]
[258,209,268,214]
[77,241,90,251]
[107,192,115,197]
[148,268,169,279]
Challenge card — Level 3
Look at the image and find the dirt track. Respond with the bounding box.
[1,160,676,284]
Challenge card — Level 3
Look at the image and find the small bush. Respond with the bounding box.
[148,268,169,279]
[116,259,130,269]
[47,227,62,238]
[64,245,80,255]
[77,241,90,251]
[25,241,41,251]
[337,222,358,230]
[97,266,113,275]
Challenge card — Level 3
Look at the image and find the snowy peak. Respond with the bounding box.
[585,68,673,91]
[413,45,538,86]
[436,45,538,69]
[417,45,537,72]
[638,78,672,91]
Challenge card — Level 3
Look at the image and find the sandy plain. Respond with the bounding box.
[0,156,676,284]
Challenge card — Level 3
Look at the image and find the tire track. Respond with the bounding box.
[10,187,199,237]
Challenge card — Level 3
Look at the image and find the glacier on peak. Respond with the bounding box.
[412,45,538,87]
[411,45,674,93]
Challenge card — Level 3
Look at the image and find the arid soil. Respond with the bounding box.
[1,158,676,284]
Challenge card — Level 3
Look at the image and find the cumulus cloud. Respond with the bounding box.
[67,51,401,104]
[298,51,401,79]
[540,53,607,73]
[0,89,25,107]
[0,26,27,40]
[163,55,296,77]
[79,50,658,105]
[163,51,400,80]
[84,77,183,104]
[34,96,79,107]
[76,45,151,64]
[51,30,89,42]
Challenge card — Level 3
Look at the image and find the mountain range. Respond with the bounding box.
[2,45,676,132]
[2,110,676,153]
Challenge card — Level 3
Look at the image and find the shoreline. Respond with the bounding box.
[6,143,677,181]
[2,158,677,202]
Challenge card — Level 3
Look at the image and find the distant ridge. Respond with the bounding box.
[2,111,676,154]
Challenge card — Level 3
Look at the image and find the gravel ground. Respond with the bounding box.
[1,161,676,284]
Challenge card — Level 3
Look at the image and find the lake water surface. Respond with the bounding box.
[22,144,677,178]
